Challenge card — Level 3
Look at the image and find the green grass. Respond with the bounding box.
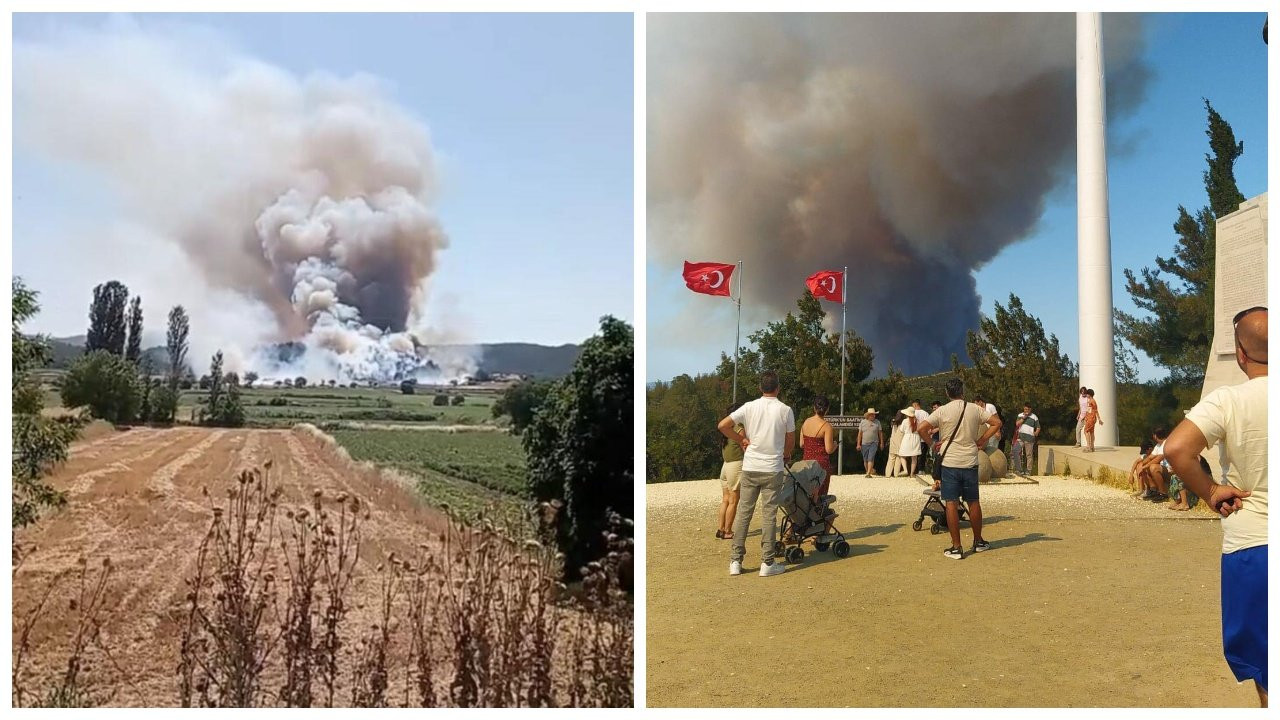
[176,386,498,427]
[331,428,527,495]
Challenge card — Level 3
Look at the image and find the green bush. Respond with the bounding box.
[60,350,141,424]
[432,393,450,406]
[450,394,465,406]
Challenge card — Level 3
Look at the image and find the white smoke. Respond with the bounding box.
[15,19,476,382]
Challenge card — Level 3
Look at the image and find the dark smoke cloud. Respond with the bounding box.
[648,13,1149,374]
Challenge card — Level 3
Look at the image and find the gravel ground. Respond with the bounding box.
[648,472,1222,523]
[646,472,1251,708]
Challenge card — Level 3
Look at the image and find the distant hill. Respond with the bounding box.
[41,336,581,379]
[473,343,581,379]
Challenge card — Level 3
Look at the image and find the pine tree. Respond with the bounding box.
[205,351,225,424]
[125,295,143,363]
[1117,100,1248,384]
[953,294,1078,444]
[86,281,129,356]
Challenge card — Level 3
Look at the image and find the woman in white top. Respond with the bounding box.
[897,407,923,476]
[886,411,904,476]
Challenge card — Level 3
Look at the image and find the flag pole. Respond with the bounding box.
[838,266,847,476]
[732,260,742,404]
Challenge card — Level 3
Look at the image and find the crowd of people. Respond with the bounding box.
[709,306,1267,706]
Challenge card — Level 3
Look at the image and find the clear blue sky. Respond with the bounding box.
[13,12,634,346]
[646,12,1268,383]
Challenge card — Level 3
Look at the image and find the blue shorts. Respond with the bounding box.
[939,465,979,502]
[1222,545,1267,691]
[860,443,878,463]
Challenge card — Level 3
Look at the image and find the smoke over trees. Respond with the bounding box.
[648,13,1151,375]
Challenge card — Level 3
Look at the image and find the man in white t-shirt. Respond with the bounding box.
[918,378,1002,560]
[974,395,1000,452]
[1164,306,1268,707]
[718,369,795,578]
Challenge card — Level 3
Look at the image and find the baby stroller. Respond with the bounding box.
[774,460,851,563]
[912,488,969,535]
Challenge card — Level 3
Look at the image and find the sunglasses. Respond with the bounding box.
[1233,306,1267,365]
[1233,306,1267,326]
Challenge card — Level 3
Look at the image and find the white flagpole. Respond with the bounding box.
[732,261,742,404]
[838,266,847,476]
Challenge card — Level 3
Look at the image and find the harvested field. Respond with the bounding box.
[647,473,1259,708]
[13,426,630,707]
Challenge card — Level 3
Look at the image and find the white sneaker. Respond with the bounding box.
[759,561,786,577]
[729,560,742,576]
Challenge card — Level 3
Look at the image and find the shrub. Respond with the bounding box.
[60,350,141,424]
[400,380,417,395]
[524,316,632,583]
[150,385,179,425]
[269,397,290,407]
[450,395,465,406]
[433,393,450,406]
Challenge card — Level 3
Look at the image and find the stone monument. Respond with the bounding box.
[1202,192,1268,398]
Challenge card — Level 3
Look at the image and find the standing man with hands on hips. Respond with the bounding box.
[1162,306,1268,707]
[717,369,795,577]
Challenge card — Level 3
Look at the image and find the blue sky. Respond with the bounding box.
[646,12,1268,383]
[13,12,634,347]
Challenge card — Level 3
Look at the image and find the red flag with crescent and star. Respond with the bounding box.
[806,270,843,302]
[683,261,735,297]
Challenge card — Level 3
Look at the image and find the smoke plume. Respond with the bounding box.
[15,20,472,382]
[648,13,1149,374]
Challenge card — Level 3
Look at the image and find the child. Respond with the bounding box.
[1167,457,1209,512]
[1128,439,1155,495]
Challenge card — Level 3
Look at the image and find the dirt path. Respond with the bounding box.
[13,426,449,706]
[647,474,1259,708]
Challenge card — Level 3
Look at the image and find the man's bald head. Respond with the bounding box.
[1234,306,1267,376]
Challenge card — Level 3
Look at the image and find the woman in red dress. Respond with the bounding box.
[797,394,836,497]
[1083,388,1103,452]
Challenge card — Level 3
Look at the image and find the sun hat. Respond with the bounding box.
[864,408,877,416]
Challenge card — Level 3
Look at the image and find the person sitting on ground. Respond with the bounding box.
[716,402,745,539]
[1168,456,1209,512]
[797,395,836,498]
[1135,426,1173,500]
[1128,439,1156,495]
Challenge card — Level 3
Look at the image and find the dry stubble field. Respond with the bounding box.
[13,425,450,705]
[647,473,1257,708]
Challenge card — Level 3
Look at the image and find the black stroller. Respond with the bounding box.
[912,488,969,535]
[774,460,851,563]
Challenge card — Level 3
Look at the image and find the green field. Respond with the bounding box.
[331,428,529,519]
[173,386,499,427]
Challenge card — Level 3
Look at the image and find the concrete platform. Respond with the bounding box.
[1037,444,1138,478]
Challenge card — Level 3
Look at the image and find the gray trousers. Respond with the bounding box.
[1075,417,1086,446]
[731,469,784,565]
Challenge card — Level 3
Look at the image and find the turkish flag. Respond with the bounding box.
[683,261,735,297]
[806,270,843,302]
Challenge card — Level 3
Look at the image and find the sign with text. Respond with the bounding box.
[825,415,866,430]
